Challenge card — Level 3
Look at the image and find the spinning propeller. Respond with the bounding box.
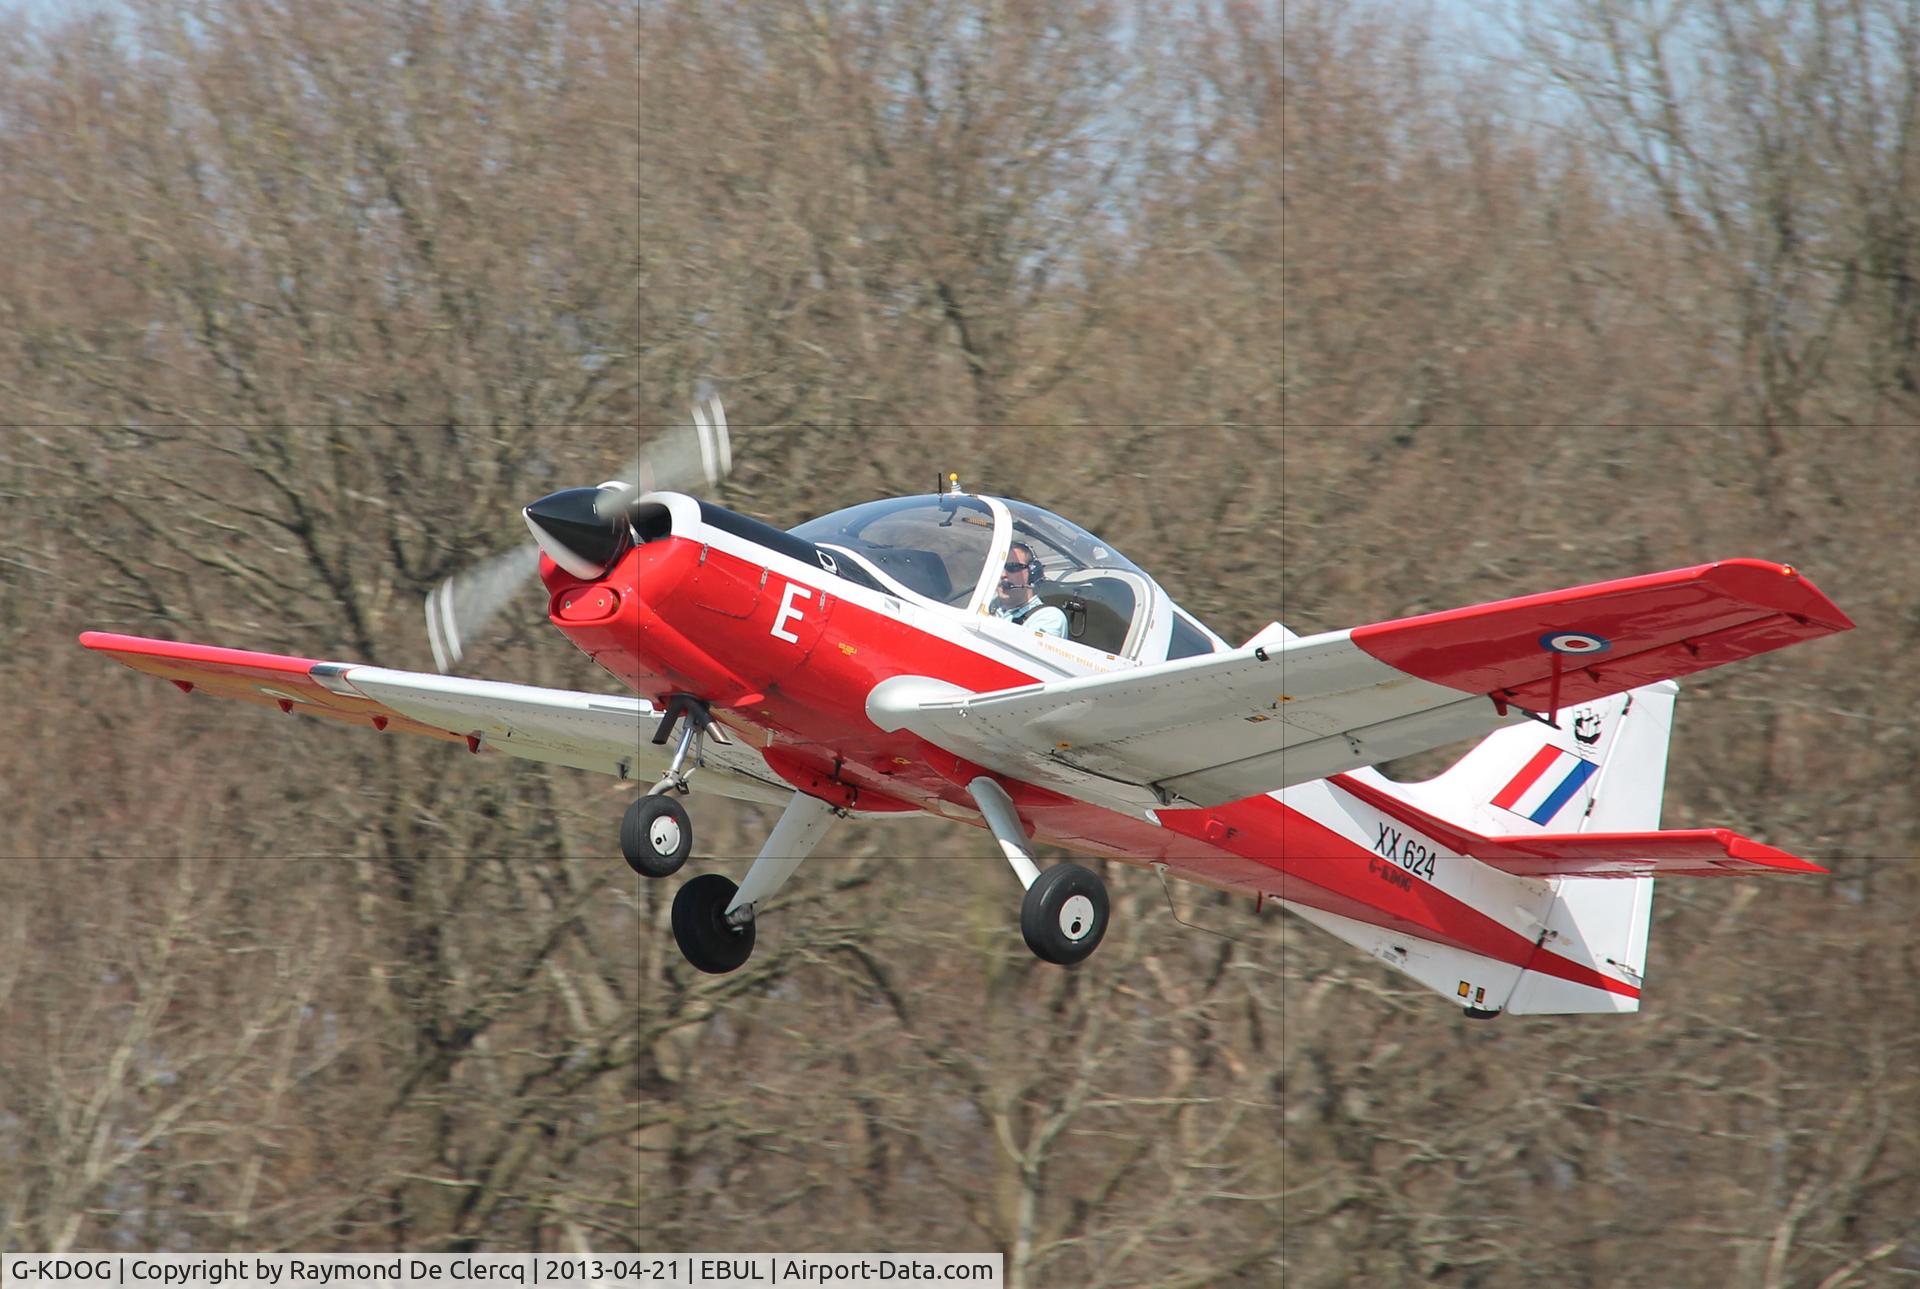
[425,389,733,672]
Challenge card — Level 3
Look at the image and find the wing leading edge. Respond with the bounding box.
[870,560,1851,811]
[78,632,791,804]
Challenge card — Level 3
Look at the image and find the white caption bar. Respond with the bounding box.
[2,1256,1003,1289]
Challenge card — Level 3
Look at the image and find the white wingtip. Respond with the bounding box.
[426,581,461,673]
[693,392,732,486]
[422,543,541,675]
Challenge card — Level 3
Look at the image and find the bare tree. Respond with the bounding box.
[1,0,1913,1279]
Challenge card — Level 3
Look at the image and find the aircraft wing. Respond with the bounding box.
[78,632,793,805]
[869,560,1852,812]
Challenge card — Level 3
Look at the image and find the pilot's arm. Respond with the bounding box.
[1021,604,1069,637]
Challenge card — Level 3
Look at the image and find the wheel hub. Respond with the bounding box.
[1059,893,1096,941]
[649,815,682,854]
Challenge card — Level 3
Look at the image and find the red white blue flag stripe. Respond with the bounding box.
[1491,746,1600,825]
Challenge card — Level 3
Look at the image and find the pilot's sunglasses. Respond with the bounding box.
[1003,561,1033,574]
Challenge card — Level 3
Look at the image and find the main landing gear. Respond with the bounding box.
[1019,862,1110,965]
[968,776,1110,966]
[639,789,840,975]
[669,873,757,974]
[620,696,835,973]
[624,717,1111,972]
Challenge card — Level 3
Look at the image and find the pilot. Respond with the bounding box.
[992,542,1068,637]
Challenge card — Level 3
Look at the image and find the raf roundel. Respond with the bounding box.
[1540,631,1612,656]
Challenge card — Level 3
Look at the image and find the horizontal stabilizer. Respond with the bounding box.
[1473,830,1828,879]
[1330,772,1826,879]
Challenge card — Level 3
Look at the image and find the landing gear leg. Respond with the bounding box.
[669,791,838,975]
[623,698,710,877]
[646,697,711,795]
[967,776,1109,966]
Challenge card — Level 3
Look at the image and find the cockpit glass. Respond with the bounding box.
[790,495,998,606]
[1000,499,1147,580]
[997,499,1160,655]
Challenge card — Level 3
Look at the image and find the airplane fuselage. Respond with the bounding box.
[540,491,1644,1011]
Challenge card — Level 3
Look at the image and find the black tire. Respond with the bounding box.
[671,873,756,974]
[1020,862,1109,965]
[622,793,691,877]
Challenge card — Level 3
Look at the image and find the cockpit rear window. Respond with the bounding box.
[1168,611,1221,660]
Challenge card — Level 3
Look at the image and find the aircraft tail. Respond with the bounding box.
[1394,681,1677,836]
[1335,682,1819,1015]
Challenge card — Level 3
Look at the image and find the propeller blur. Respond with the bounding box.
[423,388,733,673]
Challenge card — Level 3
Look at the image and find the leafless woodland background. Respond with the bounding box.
[0,0,1916,1283]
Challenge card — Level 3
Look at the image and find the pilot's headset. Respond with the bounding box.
[1008,541,1046,588]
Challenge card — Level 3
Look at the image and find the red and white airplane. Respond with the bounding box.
[83,399,1855,1017]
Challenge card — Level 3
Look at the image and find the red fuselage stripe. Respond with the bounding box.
[1162,798,1640,998]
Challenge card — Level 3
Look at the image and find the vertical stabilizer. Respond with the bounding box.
[1370,680,1676,837]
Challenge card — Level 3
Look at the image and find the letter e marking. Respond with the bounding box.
[771,583,812,644]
